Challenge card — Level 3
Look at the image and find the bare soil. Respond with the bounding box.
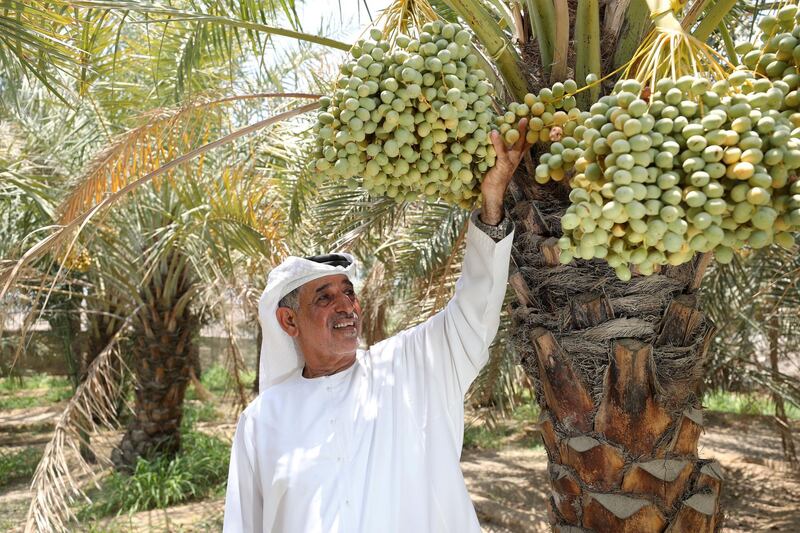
[1,405,798,532]
[462,412,800,533]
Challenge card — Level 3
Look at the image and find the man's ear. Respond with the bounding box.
[275,307,299,337]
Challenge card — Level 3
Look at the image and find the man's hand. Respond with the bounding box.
[480,118,531,225]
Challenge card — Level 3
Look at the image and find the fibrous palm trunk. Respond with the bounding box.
[768,316,798,465]
[507,179,723,532]
[112,250,198,470]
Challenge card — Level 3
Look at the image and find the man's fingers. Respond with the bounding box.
[490,129,508,160]
[511,118,528,152]
[491,120,532,169]
[516,138,533,162]
[507,119,531,163]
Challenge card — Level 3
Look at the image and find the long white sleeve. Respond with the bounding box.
[390,216,513,445]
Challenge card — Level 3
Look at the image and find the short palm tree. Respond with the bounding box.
[101,194,201,468]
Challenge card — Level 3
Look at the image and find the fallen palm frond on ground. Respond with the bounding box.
[24,318,132,533]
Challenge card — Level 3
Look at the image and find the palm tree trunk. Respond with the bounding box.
[112,251,198,470]
[768,315,797,466]
[508,180,723,532]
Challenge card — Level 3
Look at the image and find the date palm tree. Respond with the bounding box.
[0,3,325,529]
[434,1,740,530]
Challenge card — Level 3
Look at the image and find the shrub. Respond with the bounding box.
[200,364,256,393]
[185,364,257,400]
[181,401,219,428]
[199,365,230,393]
[0,447,43,488]
[81,430,230,518]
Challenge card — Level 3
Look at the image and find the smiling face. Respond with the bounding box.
[275,274,362,374]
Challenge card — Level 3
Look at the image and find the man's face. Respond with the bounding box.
[279,274,362,361]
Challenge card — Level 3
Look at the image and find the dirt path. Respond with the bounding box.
[701,413,800,532]
[463,413,800,533]
[1,412,798,532]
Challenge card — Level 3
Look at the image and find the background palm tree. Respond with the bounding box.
[702,246,800,465]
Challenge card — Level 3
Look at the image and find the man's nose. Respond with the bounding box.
[333,292,356,313]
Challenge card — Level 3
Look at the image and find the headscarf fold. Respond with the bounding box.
[257,253,357,393]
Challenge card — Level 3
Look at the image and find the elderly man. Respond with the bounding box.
[223,120,529,532]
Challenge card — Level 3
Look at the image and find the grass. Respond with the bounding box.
[0,447,43,488]
[0,374,71,392]
[80,429,230,518]
[185,364,256,400]
[703,390,800,420]
[464,400,543,450]
[0,373,73,409]
[0,387,73,410]
[464,424,515,449]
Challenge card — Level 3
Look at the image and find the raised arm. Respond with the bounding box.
[392,120,530,404]
[420,212,514,394]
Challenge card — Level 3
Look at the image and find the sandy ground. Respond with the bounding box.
[1,405,798,532]
[461,412,800,533]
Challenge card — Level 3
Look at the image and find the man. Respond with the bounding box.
[223,120,530,532]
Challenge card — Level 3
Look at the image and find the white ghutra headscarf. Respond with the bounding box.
[257,253,357,393]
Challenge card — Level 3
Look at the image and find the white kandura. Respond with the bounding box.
[223,216,513,532]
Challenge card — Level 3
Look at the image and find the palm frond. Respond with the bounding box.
[67,0,351,51]
[0,0,83,103]
[701,243,800,407]
[0,100,320,300]
[57,92,320,224]
[24,319,132,533]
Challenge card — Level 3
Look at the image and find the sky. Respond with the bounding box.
[294,0,393,43]
[253,0,393,93]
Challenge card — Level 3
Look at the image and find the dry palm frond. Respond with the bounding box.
[0,100,321,301]
[24,316,133,533]
[57,92,320,225]
[222,301,252,411]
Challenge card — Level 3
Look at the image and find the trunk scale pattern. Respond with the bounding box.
[507,179,724,532]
